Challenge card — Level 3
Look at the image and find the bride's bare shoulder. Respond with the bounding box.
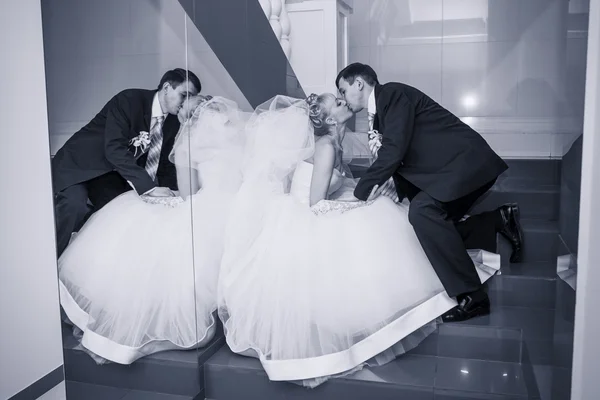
[314,136,335,150]
[312,137,336,166]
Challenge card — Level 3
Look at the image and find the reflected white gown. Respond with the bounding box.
[58,97,246,364]
[217,96,500,387]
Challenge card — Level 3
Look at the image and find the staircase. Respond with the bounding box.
[61,317,224,399]
[60,159,574,400]
[201,159,573,400]
[176,0,304,107]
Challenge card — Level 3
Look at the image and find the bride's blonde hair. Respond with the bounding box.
[305,93,334,137]
[305,93,343,157]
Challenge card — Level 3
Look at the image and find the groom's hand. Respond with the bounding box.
[144,187,175,197]
[367,184,383,201]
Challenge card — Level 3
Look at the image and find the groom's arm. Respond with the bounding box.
[354,90,415,201]
[104,96,157,195]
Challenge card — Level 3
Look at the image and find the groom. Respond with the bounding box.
[51,68,201,257]
[337,63,523,322]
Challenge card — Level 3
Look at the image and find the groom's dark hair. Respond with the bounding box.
[335,63,379,88]
[158,68,202,92]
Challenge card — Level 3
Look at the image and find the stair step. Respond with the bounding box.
[65,381,198,400]
[177,0,305,107]
[409,324,524,363]
[454,305,556,366]
[348,159,561,186]
[455,305,554,342]
[204,347,540,399]
[503,159,561,185]
[497,219,559,264]
[62,320,225,398]
[349,159,561,220]
[488,265,557,309]
[471,177,559,220]
[498,262,557,279]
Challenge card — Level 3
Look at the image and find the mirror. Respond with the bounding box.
[41,0,195,396]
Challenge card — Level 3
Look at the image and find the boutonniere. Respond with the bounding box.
[367,129,382,158]
[368,129,382,143]
[129,131,151,156]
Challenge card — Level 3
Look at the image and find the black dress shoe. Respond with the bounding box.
[442,291,490,323]
[498,203,524,263]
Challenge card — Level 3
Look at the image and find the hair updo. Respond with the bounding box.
[305,93,332,137]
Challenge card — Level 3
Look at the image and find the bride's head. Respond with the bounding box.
[177,95,213,123]
[305,93,354,137]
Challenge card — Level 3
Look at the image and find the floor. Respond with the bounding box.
[37,381,66,400]
[38,381,198,400]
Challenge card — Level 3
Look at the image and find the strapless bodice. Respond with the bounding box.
[289,161,343,204]
[196,154,242,193]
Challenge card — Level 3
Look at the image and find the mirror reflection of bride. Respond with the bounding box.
[58,96,247,364]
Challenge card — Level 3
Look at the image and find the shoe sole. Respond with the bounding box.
[442,303,491,323]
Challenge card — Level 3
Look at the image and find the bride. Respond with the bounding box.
[217,94,500,387]
[58,95,246,364]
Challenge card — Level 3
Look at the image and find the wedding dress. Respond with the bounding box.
[58,97,246,364]
[217,96,500,387]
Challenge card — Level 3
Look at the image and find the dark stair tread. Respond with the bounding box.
[62,321,225,397]
[492,176,559,193]
[204,347,537,399]
[65,381,197,400]
[497,262,557,279]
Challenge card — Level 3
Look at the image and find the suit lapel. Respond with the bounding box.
[143,114,151,132]
[132,90,157,164]
[373,84,382,132]
[142,90,156,132]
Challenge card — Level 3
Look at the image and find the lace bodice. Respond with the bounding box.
[289,161,343,204]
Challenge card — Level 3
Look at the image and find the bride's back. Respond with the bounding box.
[176,99,246,193]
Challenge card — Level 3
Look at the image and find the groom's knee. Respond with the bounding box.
[55,185,91,223]
[408,193,443,228]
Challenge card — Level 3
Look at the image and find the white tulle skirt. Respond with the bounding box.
[58,190,230,364]
[218,194,499,387]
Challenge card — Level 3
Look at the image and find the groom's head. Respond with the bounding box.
[335,63,379,113]
[157,68,201,115]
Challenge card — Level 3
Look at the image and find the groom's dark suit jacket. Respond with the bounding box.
[354,82,508,203]
[52,89,180,195]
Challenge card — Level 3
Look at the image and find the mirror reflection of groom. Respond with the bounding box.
[51,68,201,257]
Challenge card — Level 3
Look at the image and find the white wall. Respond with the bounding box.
[286,0,351,96]
[571,0,600,398]
[42,0,252,155]
[347,0,590,158]
[0,1,65,399]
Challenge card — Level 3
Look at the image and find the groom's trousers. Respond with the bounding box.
[54,172,131,258]
[407,179,502,298]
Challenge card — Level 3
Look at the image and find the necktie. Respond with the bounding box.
[368,112,375,131]
[367,112,399,202]
[144,116,164,181]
